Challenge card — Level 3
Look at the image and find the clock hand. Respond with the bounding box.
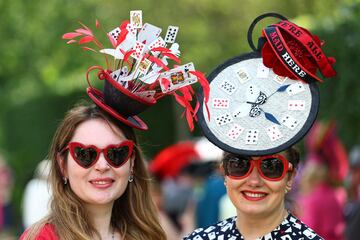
[267,84,290,99]
[246,101,258,105]
[259,107,281,125]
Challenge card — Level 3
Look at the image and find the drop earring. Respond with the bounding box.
[128,170,134,183]
[63,177,68,185]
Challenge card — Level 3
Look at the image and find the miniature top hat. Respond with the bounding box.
[63,10,209,131]
[196,13,336,156]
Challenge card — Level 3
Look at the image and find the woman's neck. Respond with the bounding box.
[236,207,288,240]
[85,203,114,239]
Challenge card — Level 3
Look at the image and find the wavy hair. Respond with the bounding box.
[24,103,166,240]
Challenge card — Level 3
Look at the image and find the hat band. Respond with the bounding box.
[273,20,336,78]
[263,26,322,83]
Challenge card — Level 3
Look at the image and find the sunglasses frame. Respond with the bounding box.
[224,154,293,181]
[63,141,134,169]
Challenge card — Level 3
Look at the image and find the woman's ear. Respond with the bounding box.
[57,153,68,178]
[129,153,135,173]
[286,169,297,190]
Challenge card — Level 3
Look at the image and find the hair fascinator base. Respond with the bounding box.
[86,66,152,130]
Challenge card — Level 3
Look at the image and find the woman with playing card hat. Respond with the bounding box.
[184,13,337,240]
[21,11,210,240]
[19,103,167,240]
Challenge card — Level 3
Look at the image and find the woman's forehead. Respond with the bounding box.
[72,119,127,143]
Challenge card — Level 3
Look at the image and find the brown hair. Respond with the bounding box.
[24,103,166,240]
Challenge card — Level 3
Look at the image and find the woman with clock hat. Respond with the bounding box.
[184,13,337,240]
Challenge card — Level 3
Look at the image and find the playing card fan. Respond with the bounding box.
[63,10,209,131]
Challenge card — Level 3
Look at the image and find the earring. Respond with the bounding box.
[285,188,291,194]
[63,177,68,185]
[128,175,134,183]
[128,169,134,183]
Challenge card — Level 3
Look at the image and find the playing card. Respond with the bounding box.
[110,66,129,80]
[232,103,251,118]
[110,67,131,88]
[256,63,270,78]
[137,23,162,45]
[274,75,287,84]
[100,34,135,60]
[139,72,160,84]
[148,37,166,56]
[207,232,216,240]
[108,27,121,42]
[130,10,142,28]
[133,90,156,101]
[160,62,197,93]
[236,68,251,84]
[245,129,259,145]
[227,124,244,141]
[131,41,146,60]
[286,82,305,96]
[220,80,237,95]
[215,113,233,126]
[204,226,216,233]
[288,100,305,110]
[246,84,261,103]
[136,58,152,75]
[212,98,229,109]
[126,23,137,36]
[113,33,137,58]
[281,115,299,130]
[164,26,179,43]
[303,229,317,239]
[266,125,283,141]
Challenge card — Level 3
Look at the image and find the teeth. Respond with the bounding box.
[92,181,110,185]
[244,192,265,198]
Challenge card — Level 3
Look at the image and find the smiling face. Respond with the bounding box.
[60,118,133,206]
[224,154,295,219]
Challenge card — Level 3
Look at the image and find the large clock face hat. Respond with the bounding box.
[63,10,209,131]
[197,13,337,156]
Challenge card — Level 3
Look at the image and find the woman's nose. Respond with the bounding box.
[94,153,110,172]
[246,166,263,186]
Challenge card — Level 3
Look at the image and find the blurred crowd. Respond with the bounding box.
[1,121,360,239]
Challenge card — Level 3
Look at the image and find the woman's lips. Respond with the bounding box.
[241,190,267,201]
[89,178,114,189]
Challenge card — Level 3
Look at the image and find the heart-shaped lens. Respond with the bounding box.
[106,145,130,167]
[74,146,98,168]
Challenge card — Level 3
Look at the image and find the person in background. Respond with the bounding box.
[184,147,323,239]
[0,153,14,234]
[297,121,347,240]
[20,104,166,240]
[22,160,52,229]
[192,138,228,228]
[344,145,360,240]
[149,141,199,237]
